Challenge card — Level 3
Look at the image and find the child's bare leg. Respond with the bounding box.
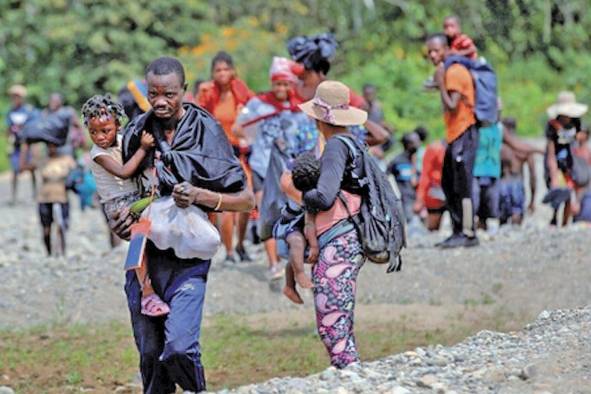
[562,201,571,227]
[136,255,170,316]
[135,257,154,297]
[282,262,303,305]
[287,231,313,289]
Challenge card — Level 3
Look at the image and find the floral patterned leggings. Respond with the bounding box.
[312,229,364,368]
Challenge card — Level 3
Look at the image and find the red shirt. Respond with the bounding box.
[450,34,478,60]
[416,141,446,210]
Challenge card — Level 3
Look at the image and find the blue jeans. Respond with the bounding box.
[125,242,209,394]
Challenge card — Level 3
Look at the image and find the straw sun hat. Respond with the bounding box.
[546,91,588,119]
[8,84,27,98]
[299,80,367,126]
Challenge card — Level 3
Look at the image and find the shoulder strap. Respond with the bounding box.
[334,134,367,187]
[334,134,358,159]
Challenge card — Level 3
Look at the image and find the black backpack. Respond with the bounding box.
[335,135,406,273]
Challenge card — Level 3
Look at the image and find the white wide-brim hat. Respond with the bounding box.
[299,80,367,126]
[547,91,588,119]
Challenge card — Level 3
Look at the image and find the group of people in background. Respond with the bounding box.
[4,14,591,394]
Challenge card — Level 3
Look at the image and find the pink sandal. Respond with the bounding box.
[141,294,170,317]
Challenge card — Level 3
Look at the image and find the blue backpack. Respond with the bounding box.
[444,55,498,124]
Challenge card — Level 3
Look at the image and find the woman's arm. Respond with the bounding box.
[526,153,537,212]
[304,211,319,264]
[546,140,560,188]
[303,138,348,211]
[172,181,255,212]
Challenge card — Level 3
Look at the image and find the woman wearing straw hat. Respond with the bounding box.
[299,80,369,368]
[544,91,589,225]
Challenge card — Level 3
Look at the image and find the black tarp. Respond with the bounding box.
[21,107,73,146]
[122,103,246,196]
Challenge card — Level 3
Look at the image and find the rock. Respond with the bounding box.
[538,310,551,320]
[333,387,350,394]
[416,374,438,388]
[519,363,538,380]
[432,382,448,394]
[389,387,412,394]
[0,387,15,394]
[319,366,337,381]
[428,356,449,367]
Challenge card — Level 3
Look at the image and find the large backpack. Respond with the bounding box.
[335,135,406,273]
[444,55,498,125]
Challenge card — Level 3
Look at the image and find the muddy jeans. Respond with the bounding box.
[313,229,364,368]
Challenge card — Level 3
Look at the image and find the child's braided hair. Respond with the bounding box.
[81,94,127,126]
[292,153,321,193]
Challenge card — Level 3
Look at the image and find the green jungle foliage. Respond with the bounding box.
[0,0,589,163]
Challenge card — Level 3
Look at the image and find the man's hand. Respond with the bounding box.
[172,181,200,208]
[110,207,135,241]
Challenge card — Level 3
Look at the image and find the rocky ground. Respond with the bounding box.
[1,178,590,329]
[221,306,591,394]
[1,153,590,393]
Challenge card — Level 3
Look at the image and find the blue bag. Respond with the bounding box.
[444,55,498,125]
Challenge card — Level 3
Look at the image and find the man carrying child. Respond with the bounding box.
[111,57,254,394]
[426,33,479,248]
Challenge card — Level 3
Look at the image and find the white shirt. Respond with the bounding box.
[90,135,138,203]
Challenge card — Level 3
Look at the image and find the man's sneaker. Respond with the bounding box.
[223,253,238,266]
[436,233,463,248]
[235,245,253,262]
[463,236,480,248]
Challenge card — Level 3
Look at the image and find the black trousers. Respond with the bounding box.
[442,125,479,236]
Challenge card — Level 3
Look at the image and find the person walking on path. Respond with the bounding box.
[199,51,255,264]
[6,84,38,204]
[37,143,76,256]
[426,33,479,248]
[299,80,368,368]
[235,56,303,279]
[111,57,254,393]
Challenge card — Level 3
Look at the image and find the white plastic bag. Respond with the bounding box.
[145,196,221,259]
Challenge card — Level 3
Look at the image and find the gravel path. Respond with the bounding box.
[1,168,590,329]
[219,306,591,394]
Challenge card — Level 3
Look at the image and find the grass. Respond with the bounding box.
[0,307,520,393]
[0,135,8,173]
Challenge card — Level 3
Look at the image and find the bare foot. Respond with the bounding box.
[283,286,304,304]
[295,272,314,289]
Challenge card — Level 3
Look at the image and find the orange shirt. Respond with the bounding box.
[213,93,239,146]
[443,64,476,143]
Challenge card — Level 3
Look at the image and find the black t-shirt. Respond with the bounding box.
[545,119,579,172]
[303,135,363,212]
